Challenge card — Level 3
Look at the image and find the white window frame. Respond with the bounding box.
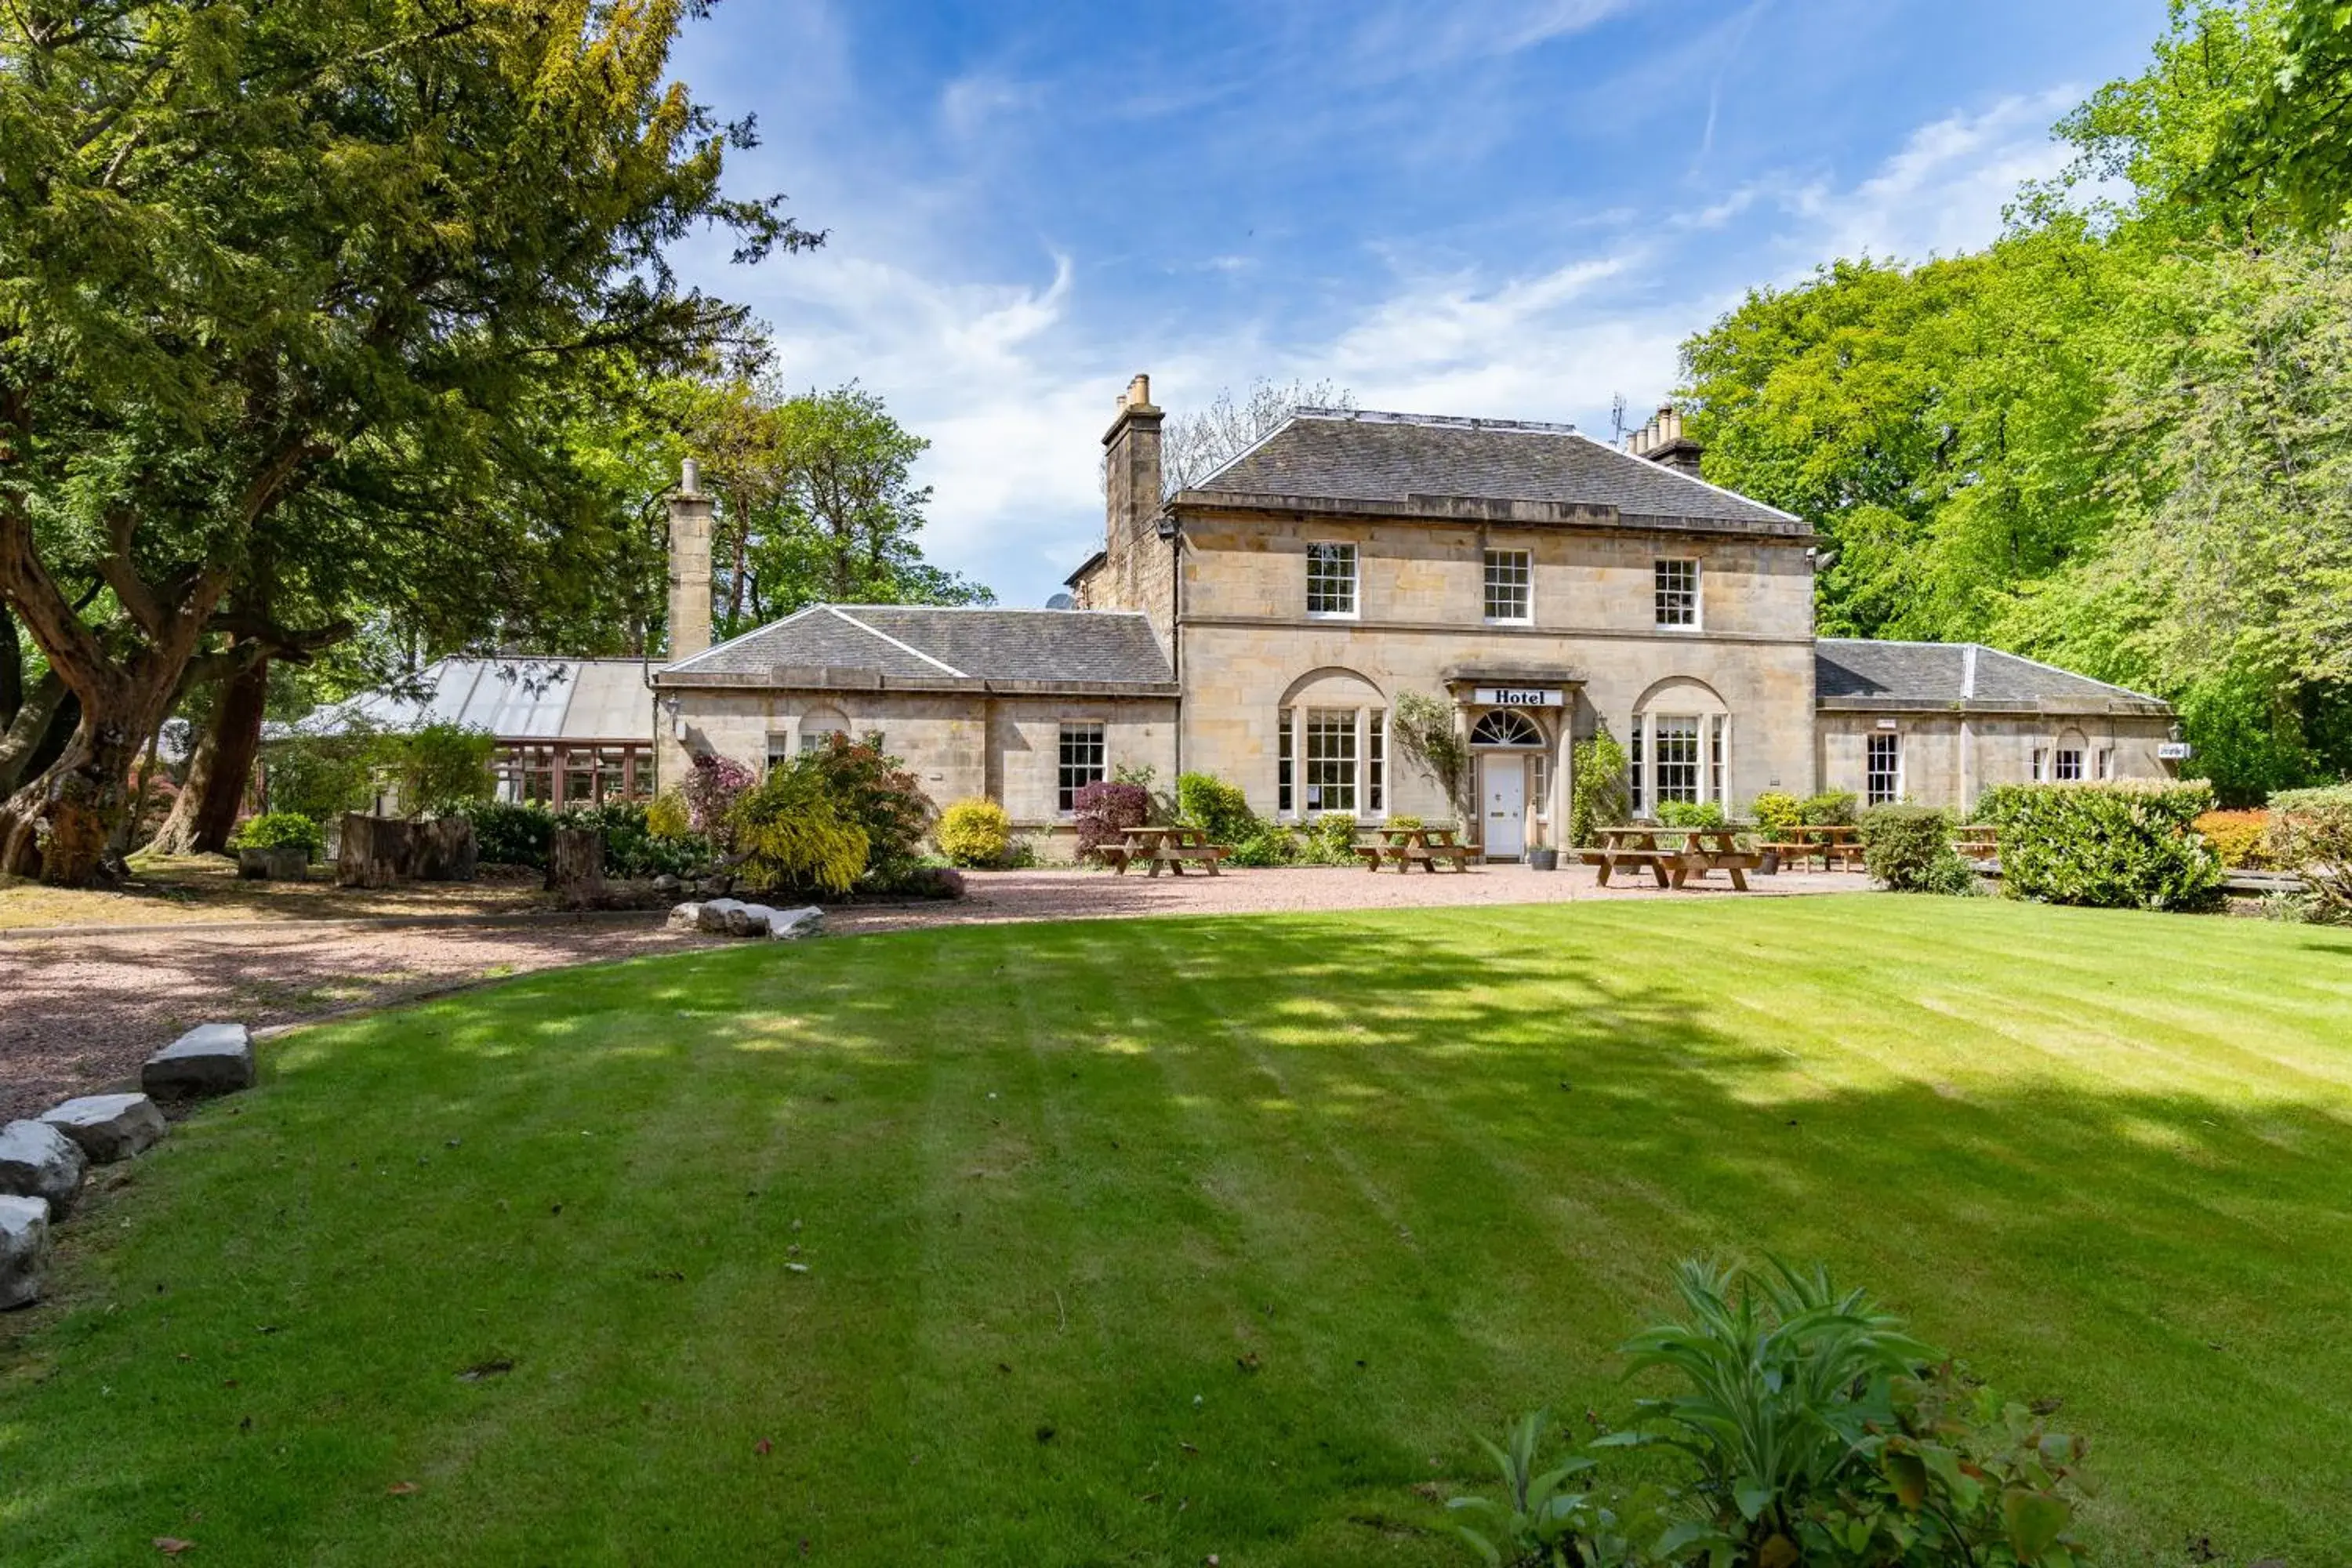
[1277,712,1294,814]
[1866,731,1902,807]
[766,733,794,775]
[1057,720,1105,815]
[1654,558,1700,630]
[1629,720,1646,817]
[2096,745,2114,781]
[1483,548,1532,625]
[1653,714,1702,806]
[2031,746,2050,782]
[1305,542,1359,619]
[2054,747,2084,782]
[1303,708,1359,813]
[1368,710,1386,815]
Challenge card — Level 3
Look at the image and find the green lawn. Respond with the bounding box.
[4,897,2350,1566]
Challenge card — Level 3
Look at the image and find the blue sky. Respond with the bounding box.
[667,0,2167,608]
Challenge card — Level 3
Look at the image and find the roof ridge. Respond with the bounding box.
[1969,642,2168,705]
[1563,428,1803,525]
[1293,407,1581,436]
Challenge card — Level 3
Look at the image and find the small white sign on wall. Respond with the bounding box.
[1472,688,1564,708]
[2158,741,2194,760]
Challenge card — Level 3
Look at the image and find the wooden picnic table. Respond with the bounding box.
[1760,823,1864,873]
[1582,826,1762,890]
[1105,824,1231,877]
[1355,824,1474,873]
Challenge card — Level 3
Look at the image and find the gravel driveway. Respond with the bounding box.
[0,863,1867,1120]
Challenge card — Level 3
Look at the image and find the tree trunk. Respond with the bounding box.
[0,702,155,884]
[0,670,71,797]
[546,826,604,907]
[147,652,270,857]
[403,816,477,882]
[0,606,20,729]
[336,813,411,889]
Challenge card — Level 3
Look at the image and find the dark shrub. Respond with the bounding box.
[564,800,713,879]
[1174,771,1255,844]
[1978,781,2223,911]
[1568,724,1630,847]
[793,732,935,889]
[1071,780,1150,862]
[1226,826,1301,867]
[456,800,555,868]
[1857,804,1976,894]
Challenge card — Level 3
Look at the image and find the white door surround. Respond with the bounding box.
[1483,754,1526,859]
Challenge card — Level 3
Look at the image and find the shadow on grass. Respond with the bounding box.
[1,902,2347,1565]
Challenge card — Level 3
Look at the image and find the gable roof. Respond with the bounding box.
[655,604,1177,693]
[1179,408,1803,533]
[282,658,655,743]
[1815,640,2169,715]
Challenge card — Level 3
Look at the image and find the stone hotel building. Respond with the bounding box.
[650,376,2176,857]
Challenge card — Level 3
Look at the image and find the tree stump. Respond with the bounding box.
[546,826,604,906]
[336,814,412,889]
[404,817,478,883]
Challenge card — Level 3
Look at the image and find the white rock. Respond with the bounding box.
[0,1120,85,1219]
[767,906,826,940]
[0,1195,49,1309]
[721,903,771,938]
[695,898,746,935]
[40,1094,168,1163]
[666,901,703,931]
[142,1021,256,1098]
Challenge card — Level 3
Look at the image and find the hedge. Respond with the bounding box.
[1857,805,1976,894]
[1976,782,2223,911]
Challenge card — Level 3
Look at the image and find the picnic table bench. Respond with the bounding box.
[1761,823,1864,872]
[1582,826,1763,890]
[1112,825,1232,877]
[1356,825,1473,873]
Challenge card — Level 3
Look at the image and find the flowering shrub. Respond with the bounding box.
[684,753,756,836]
[2194,808,2271,869]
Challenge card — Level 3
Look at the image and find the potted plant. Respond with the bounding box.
[230,811,325,881]
[1527,842,1559,872]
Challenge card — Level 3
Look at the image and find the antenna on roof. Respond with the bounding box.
[1610,394,1628,445]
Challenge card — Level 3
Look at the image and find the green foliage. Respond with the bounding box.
[0,0,814,881]
[726,768,869,898]
[1174,771,1258,844]
[2194,0,2352,234]
[1751,791,1803,834]
[1394,691,1470,814]
[2269,785,2352,921]
[1571,725,1632,847]
[227,812,323,859]
[1655,800,1728,831]
[1458,1261,2096,1568]
[455,800,556,869]
[1798,792,1860,827]
[936,797,1014,869]
[387,724,495,818]
[1857,806,1978,895]
[1225,827,1303,867]
[263,735,379,824]
[1301,812,1359,866]
[562,800,713,880]
[1979,782,2225,911]
[764,733,934,891]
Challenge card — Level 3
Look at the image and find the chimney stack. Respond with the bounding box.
[1625,403,1704,478]
[1102,371,1164,543]
[666,459,713,661]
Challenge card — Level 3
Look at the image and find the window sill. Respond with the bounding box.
[1305,611,1361,622]
[1483,617,1534,628]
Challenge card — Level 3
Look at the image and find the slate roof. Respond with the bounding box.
[1815,640,2169,714]
[282,658,655,742]
[657,604,1177,691]
[1182,409,1801,531]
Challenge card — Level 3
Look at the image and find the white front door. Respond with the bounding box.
[1483,757,1526,858]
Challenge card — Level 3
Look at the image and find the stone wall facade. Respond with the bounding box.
[1815,710,2180,811]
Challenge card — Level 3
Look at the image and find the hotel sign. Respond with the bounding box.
[2158,741,2194,760]
[1474,687,1564,708]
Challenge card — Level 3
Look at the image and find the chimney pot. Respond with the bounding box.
[680,458,700,495]
[1127,373,1152,409]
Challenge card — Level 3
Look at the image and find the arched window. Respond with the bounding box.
[1471,710,1544,747]
[1277,667,1385,818]
[1628,678,1731,817]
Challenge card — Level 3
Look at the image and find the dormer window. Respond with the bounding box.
[1654,558,1699,628]
[1306,542,1358,617]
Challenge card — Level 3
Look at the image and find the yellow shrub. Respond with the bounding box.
[645,790,693,841]
[2194,809,2270,869]
[936,797,1014,868]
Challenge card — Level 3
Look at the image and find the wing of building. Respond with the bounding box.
[619,375,2179,857]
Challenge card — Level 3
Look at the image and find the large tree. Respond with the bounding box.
[0,0,811,883]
